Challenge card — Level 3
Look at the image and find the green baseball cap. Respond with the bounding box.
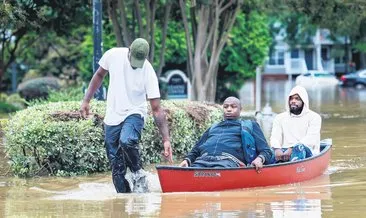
[130,38,149,68]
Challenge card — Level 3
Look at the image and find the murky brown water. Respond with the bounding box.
[1,81,365,217]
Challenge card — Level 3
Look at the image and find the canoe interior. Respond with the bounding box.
[156,140,332,193]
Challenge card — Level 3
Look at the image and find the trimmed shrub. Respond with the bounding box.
[17,77,61,101]
[4,100,223,177]
[4,101,107,177]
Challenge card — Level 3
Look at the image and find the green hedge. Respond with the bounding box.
[4,100,222,177]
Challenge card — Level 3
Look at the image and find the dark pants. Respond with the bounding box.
[104,114,144,193]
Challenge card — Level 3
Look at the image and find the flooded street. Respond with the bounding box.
[1,80,366,217]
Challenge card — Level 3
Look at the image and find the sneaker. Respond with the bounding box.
[132,169,149,193]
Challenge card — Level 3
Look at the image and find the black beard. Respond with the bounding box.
[290,104,303,115]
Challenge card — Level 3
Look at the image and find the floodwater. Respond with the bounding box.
[0,80,366,217]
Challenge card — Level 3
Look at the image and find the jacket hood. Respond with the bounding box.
[286,85,309,116]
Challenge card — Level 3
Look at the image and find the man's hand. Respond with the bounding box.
[251,157,263,172]
[179,160,188,167]
[274,148,284,161]
[163,140,173,163]
[282,148,292,161]
[80,67,107,119]
[80,101,90,118]
[150,98,173,164]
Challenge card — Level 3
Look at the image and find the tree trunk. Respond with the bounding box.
[157,2,172,77]
[148,0,157,63]
[181,0,241,102]
[179,0,195,87]
[193,6,209,101]
[112,0,159,64]
[134,0,143,37]
[0,28,25,89]
[107,0,123,46]
[117,0,131,46]
[208,64,219,102]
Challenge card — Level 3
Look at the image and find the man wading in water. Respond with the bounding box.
[80,38,173,193]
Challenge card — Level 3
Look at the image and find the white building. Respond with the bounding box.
[263,29,351,78]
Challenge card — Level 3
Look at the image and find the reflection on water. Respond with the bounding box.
[1,81,366,217]
[159,174,331,218]
[1,174,331,217]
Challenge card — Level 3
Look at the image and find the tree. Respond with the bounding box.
[0,1,43,90]
[78,21,116,84]
[77,11,188,85]
[104,1,276,101]
[105,0,173,77]
[0,0,92,91]
[179,0,242,101]
[268,0,366,69]
[218,11,271,100]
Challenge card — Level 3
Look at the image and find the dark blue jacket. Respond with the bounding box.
[185,119,273,165]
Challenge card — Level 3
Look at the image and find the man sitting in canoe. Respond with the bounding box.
[179,97,273,171]
[270,85,322,162]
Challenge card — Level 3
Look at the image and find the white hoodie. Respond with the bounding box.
[270,86,322,155]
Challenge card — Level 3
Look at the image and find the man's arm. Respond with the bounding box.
[80,67,108,118]
[149,98,173,163]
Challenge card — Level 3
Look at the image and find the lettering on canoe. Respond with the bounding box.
[194,171,221,177]
[296,165,305,173]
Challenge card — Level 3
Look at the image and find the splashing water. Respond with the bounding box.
[30,170,163,201]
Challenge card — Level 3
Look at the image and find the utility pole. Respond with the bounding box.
[11,62,17,93]
[93,0,105,100]
[345,36,349,74]
[255,67,262,112]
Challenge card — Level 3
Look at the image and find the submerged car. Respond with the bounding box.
[340,69,366,89]
[295,70,339,87]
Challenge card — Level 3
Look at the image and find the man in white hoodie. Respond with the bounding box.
[270,85,322,162]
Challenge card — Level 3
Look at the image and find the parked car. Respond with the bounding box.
[340,69,366,89]
[295,70,339,87]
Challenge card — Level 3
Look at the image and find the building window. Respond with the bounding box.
[321,48,329,60]
[291,49,299,58]
[269,49,285,65]
[335,56,345,64]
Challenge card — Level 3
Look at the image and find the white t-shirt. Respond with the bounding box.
[98,47,160,125]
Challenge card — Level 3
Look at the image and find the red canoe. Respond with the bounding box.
[156,140,332,193]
